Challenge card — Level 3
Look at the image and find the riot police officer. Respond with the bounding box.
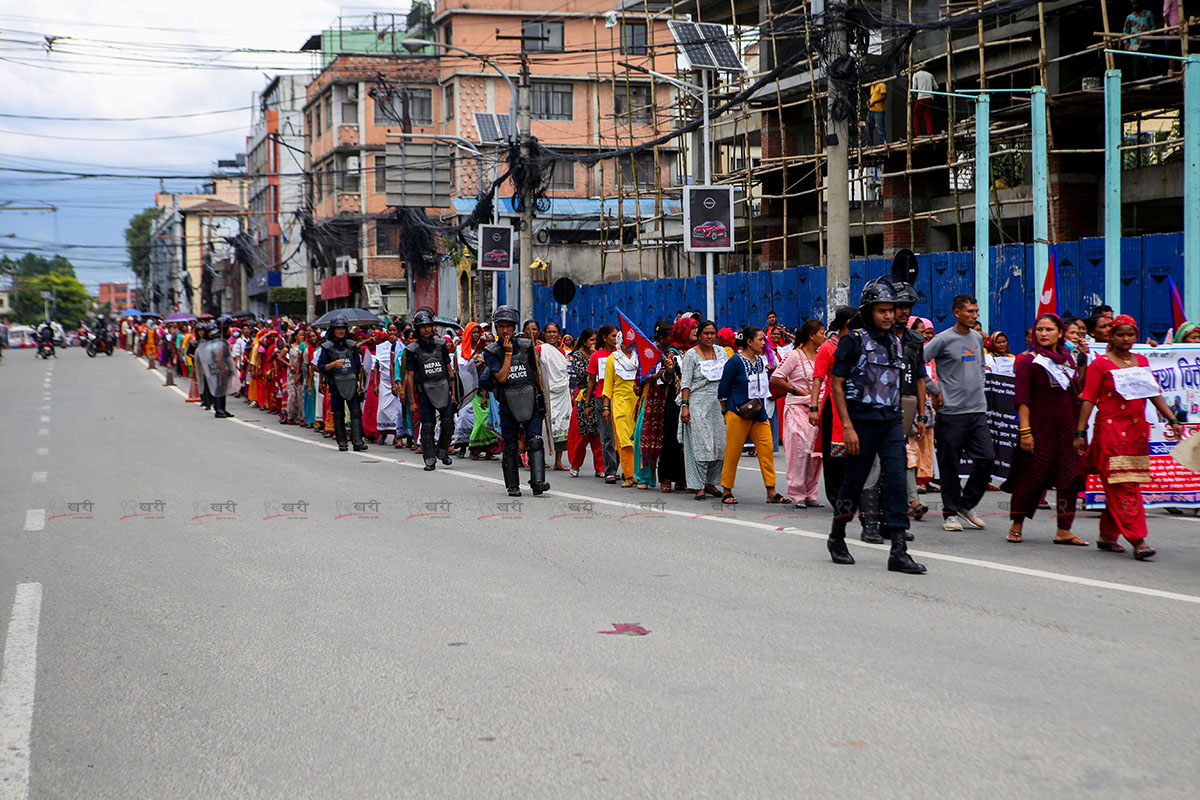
[856,277,929,543]
[479,305,550,497]
[318,314,368,452]
[826,280,926,574]
[403,309,456,471]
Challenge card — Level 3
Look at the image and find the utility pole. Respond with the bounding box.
[824,2,851,316]
[517,58,533,317]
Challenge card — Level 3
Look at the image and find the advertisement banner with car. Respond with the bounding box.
[683,186,734,253]
[477,225,515,272]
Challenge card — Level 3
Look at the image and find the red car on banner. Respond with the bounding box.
[482,250,510,269]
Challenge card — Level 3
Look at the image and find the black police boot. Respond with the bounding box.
[437,414,453,466]
[421,422,436,470]
[528,439,550,496]
[351,416,368,451]
[502,445,522,497]
[827,513,856,565]
[334,414,349,452]
[859,483,885,544]
[887,527,927,574]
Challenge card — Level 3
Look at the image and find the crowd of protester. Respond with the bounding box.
[120,285,1195,573]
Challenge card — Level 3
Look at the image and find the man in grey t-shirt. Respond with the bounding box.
[923,294,994,530]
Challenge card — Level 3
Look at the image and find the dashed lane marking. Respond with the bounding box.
[35,448,47,457]
[30,472,45,484]
[22,509,44,532]
[0,583,44,800]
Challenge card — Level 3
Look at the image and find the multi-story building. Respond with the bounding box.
[246,75,311,317]
[300,2,678,319]
[148,168,247,315]
[97,282,133,313]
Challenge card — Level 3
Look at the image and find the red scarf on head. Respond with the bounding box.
[460,322,481,360]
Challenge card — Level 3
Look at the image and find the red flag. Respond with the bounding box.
[616,309,662,380]
[1168,277,1188,330]
[1036,246,1057,318]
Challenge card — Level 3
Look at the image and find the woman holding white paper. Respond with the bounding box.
[1074,314,1185,560]
[1002,314,1086,545]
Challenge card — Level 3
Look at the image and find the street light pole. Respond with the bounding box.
[518,58,533,318]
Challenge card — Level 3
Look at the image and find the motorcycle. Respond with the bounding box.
[38,340,54,360]
[85,331,113,357]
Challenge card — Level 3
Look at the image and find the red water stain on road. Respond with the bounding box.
[598,623,651,636]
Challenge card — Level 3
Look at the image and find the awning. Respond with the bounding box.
[321,274,352,300]
[451,196,681,222]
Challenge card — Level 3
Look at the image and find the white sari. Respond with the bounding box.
[539,343,572,446]
[375,340,398,432]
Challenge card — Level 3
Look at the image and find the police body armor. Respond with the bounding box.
[322,340,359,400]
[407,340,452,409]
[844,330,902,409]
[486,338,538,422]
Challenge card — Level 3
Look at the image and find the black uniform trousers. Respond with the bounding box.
[832,416,910,534]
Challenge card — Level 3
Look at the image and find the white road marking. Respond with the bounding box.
[39,416,49,423]
[22,510,44,532]
[38,406,49,412]
[160,371,1200,606]
[34,448,47,457]
[30,473,45,484]
[0,583,44,800]
[36,429,48,437]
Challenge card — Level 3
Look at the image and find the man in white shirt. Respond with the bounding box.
[911,68,936,135]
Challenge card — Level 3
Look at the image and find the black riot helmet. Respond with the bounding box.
[412,309,435,327]
[328,314,350,340]
[859,278,898,313]
[492,305,520,326]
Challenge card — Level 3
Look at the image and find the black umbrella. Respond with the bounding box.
[313,307,383,328]
[228,310,254,319]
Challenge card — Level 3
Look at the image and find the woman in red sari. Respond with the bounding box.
[1074,314,1184,560]
[360,330,382,443]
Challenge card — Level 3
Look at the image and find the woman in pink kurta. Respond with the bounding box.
[770,319,827,506]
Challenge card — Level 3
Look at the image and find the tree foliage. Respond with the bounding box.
[1,252,90,327]
[125,207,157,284]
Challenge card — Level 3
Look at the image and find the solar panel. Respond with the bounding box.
[696,23,744,71]
[473,112,513,143]
[667,20,744,73]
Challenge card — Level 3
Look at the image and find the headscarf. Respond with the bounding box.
[908,316,932,331]
[716,327,736,348]
[1174,321,1197,343]
[460,321,481,360]
[1028,313,1072,365]
[1111,313,1138,334]
[668,316,697,350]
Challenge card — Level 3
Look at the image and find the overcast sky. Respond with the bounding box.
[0,2,362,291]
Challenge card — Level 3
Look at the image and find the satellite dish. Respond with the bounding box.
[891,248,919,283]
[552,277,576,305]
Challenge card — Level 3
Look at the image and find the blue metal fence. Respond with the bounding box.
[534,233,1186,341]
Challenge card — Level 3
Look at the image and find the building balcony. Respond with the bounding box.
[338,124,360,147]
[337,192,362,215]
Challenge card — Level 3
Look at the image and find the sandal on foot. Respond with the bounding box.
[721,493,738,505]
[805,500,825,508]
[1053,534,1089,546]
[636,483,650,490]
[621,479,635,488]
[766,494,795,506]
[1096,539,1126,553]
[1133,544,1157,561]
[694,491,707,501]
[660,482,673,494]
[1007,529,1023,543]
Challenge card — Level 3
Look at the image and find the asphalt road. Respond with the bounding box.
[2,347,1199,799]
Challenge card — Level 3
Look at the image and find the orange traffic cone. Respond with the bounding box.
[186,371,201,403]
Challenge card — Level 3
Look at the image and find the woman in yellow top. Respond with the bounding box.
[602,335,641,487]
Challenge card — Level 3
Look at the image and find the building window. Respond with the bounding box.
[522,20,563,52]
[325,166,335,196]
[375,219,403,254]
[375,155,387,193]
[614,84,652,124]
[442,22,452,46]
[373,88,433,126]
[444,83,454,120]
[550,159,575,191]
[313,103,321,135]
[305,110,312,147]
[315,167,323,201]
[621,22,648,55]
[618,152,656,189]
[532,82,573,121]
[337,156,360,193]
[323,94,332,130]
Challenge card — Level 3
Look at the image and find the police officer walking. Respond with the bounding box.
[318,314,368,452]
[855,277,930,543]
[826,280,926,574]
[478,305,550,497]
[403,310,457,471]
